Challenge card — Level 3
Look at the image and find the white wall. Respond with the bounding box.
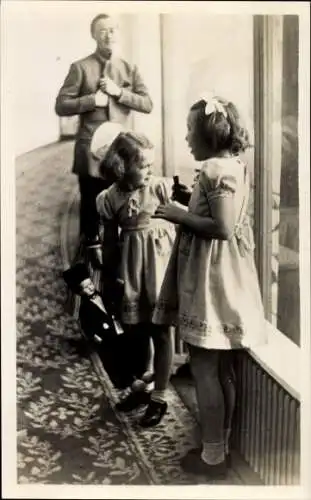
[129,15,163,174]
[6,2,140,156]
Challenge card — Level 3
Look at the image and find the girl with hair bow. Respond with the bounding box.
[152,93,267,479]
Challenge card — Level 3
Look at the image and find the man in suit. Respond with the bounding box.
[55,13,153,266]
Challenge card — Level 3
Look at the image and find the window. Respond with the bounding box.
[160,14,254,187]
[160,14,300,346]
[254,15,300,346]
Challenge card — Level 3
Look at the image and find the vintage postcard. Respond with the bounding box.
[1,1,310,499]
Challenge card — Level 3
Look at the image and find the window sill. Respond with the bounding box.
[249,320,300,401]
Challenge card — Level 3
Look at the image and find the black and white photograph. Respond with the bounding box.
[1,1,310,498]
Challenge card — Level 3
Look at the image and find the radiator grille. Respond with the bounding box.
[232,350,300,485]
[172,331,300,485]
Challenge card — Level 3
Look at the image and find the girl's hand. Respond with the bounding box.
[152,204,187,224]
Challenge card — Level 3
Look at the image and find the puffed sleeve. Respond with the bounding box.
[154,176,174,204]
[96,186,115,221]
[200,160,237,202]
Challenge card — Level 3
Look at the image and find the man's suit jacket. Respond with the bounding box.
[55,51,153,176]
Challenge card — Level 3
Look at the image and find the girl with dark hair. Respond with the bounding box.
[96,130,175,427]
[152,94,267,478]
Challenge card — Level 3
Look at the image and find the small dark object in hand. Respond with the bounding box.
[172,175,191,206]
[173,175,180,186]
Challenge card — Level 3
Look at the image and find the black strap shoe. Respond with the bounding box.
[180,448,227,480]
[115,390,151,413]
[139,400,167,428]
[181,447,231,468]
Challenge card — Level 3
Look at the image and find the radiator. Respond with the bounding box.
[232,350,300,485]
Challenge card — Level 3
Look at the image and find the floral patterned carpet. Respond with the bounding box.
[16,141,242,486]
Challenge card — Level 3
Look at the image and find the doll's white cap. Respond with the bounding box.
[90,122,124,157]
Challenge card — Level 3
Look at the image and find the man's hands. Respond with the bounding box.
[99,77,122,98]
[95,77,122,107]
[95,89,109,107]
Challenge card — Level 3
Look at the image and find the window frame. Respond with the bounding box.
[253,15,299,335]
[253,15,274,321]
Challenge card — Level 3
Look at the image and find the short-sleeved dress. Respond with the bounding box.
[152,157,268,350]
[96,175,175,325]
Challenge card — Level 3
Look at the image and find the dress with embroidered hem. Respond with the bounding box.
[152,157,268,350]
[96,175,175,325]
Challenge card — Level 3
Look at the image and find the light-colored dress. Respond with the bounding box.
[152,157,267,350]
[96,175,175,325]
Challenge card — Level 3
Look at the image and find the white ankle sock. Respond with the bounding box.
[141,371,154,384]
[201,442,225,465]
[151,390,166,403]
[145,382,154,393]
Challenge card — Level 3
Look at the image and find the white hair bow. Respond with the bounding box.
[201,92,228,118]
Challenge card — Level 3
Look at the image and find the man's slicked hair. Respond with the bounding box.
[90,14,110,36]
